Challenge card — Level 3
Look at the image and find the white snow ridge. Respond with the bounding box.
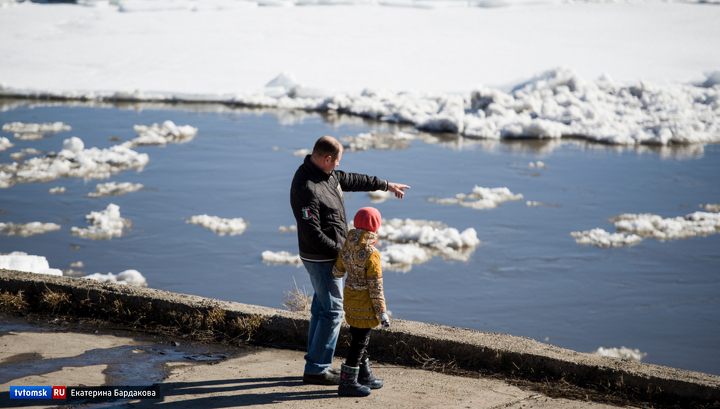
[186,215,249,236]
[70,203,131,239]
[428,186,524,210]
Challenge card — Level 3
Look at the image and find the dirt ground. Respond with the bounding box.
[0,316,633,409]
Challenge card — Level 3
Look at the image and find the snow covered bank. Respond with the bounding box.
[0,222,61,237]
[71,203,131,239]
[0,252,63,276]
[428,186,524,210]
[2,69,719,147]
[0,136,149,189]
[186,215,249,236]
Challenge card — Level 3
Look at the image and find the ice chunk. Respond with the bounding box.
[0,251,63,276]
[703,203,720,212]
[593,347,647,362]
[614,211,720,240]
[83,269,147,287]
[187,214,248,236]
[48,186,66,194]
[0,222,61,237]
[123,120,198,147]
[70,203,130,239]
[368,190,393,203]
[571,228,642,248]
[0,136,13,151]
[87,181,144,197]
[2,122,71,140]
[0,137,149,188]
[429,186,524,210]
[261,250,302,266]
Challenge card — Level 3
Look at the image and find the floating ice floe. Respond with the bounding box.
[428,186,524,210]
[0,137,150,189]
[0,136,13,151]
[87,181,144,197]
[293,148,311,157]
[527,201,561,207]
[377,218,481,272]
[528,161,547,168]
[186,215,248,236]
[340,131,416,151]
[2,121,71,140]
[83,269,147,287]
[368,190,393,203]
[70,203,130,239]
[0,252,63,276]
[0,222,62,237]
[614,211,720,240]
[571,228,643,248]
[592,347,647,362]
[48,186,66,194]
[278,225,297,233]
[121,120,198,147]
[702,203,720,212]
[261,250,302,266]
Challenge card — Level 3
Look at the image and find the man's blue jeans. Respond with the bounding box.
[302,260,344,375]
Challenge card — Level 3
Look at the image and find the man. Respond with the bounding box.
[290,135,409,385]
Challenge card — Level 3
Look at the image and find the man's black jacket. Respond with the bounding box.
[290,155,387,262]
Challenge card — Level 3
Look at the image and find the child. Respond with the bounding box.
[332,206,390,397]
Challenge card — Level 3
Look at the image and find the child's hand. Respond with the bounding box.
[379,313,390,328]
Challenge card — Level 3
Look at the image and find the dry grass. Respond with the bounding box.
[40,289,71,313]
[282,277,312,312]
[0,290,28,312]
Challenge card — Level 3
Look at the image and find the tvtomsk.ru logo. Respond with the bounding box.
[9,386,66,399]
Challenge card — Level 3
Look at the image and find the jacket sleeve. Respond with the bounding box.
[335,170,388,193]
[365,250,387,317]
[291,185,342,256]
[333,253,346,278]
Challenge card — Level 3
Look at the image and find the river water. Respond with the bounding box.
[1,100,718,375]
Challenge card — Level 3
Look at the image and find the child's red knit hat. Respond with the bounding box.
[354,207,381,233]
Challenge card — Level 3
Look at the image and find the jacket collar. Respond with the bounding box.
[304,154,332,180]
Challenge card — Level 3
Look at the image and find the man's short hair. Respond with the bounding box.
[312,136,342,159]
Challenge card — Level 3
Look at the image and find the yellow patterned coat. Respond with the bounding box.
[333,228,387,329]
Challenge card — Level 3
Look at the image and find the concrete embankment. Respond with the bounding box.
[1,269,718,408]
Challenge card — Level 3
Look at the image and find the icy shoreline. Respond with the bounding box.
[2,68,719,146]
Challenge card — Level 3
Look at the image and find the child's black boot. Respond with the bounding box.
[358,358,383,389]
[338,364,371,397]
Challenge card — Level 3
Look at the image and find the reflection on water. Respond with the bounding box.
[0,99,719,377]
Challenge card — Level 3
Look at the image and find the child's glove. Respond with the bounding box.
[379,313,390,328]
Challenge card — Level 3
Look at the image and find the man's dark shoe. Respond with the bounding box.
[303,370,341,385]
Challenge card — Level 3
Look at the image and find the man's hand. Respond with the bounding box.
[379,313,390,328]
[387,182,410,199]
